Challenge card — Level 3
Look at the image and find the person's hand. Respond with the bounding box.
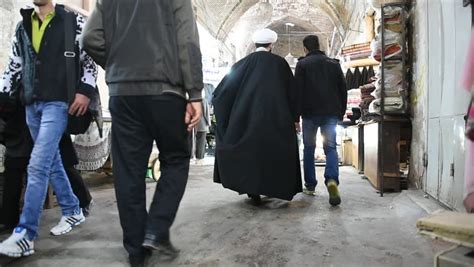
[295,122,301,133]
[464,193,474,213]
[185,102,203,132]
[69,93,90,116]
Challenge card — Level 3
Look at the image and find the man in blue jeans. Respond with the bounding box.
[295,35,347,206]
[0,0,97,257]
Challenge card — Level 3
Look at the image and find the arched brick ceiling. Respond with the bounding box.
[193,0,368,57]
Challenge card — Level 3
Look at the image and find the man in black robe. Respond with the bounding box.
[213,29,302,202]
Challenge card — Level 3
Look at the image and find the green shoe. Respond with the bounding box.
[327,180,341,206]
[303,187,316,196]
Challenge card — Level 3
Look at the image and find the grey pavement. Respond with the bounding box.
[0,165,451,267]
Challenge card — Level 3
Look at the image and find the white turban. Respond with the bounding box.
[252,29,278,44]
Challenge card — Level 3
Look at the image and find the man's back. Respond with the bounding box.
[295,51,347,119]
[82,1,203,264]
[101,0,179,83]
[83,0,203,100]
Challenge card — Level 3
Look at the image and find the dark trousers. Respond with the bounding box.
[59,135,92,209]
[64,166,92,209]
[0,157,28,228]
[109,94,190,261]
[189,131,207,159]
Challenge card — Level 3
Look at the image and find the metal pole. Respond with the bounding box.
[379,4,386,197]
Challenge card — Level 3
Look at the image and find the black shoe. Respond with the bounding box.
[142,235,180,261]
[82,199,94,217]
[130,261,144,267]
[129,249,150,267]
[247,194,262,205]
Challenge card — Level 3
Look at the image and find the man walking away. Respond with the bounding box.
[213,29,302,203]
[295,35,347,206]
[82,0,203,266]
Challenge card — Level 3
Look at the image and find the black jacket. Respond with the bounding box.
[82,0,203,101]
[0,5,97,105]
[0,100,32,159]
[295,50,347,119]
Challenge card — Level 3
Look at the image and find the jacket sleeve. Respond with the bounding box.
[76,13,98,99]
[286,64,299,123]
[173,0,204,102]
[81,0,106,69]
[0,24,23,96]
[337,65,348,120]
[293,62,304,122]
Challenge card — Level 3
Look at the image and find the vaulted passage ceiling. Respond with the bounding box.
[193,0,369,58]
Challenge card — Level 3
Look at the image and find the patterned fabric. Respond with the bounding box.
[75,13,97,91]
[0,8,97,97]
[73,121,111,171]
[0,26,22,94]
[0,145,5,173]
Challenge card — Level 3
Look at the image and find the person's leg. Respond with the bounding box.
[109,96,153,265]
[302,116,318,192]
[0,102,80,257]
[64,166,92,210]
[18,102,80,240]
[19,102,81,239]
[0,157,28,229]
[144,94,189,258]
[320,116,341,206]
[320,116,339,185]
[195,131,206,160]
[60,135,92,210]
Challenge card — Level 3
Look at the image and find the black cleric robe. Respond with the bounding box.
[212,50,302,201]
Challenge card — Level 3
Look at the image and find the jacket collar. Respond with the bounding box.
[20,4,67,20]
[306,50,326,57]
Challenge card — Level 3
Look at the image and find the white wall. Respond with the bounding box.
[411,0,471,211]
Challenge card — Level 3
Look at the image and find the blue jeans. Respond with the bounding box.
[302,115,339,189]
[19,101,80,240]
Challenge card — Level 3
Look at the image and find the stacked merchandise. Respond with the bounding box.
[369,6,407,115]
[359,83,377,121]
[341,43,372,61]
[344,89,362,125]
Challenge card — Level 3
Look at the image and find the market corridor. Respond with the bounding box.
[0,165,450,267]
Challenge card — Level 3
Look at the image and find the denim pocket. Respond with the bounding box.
[48,101,68,109]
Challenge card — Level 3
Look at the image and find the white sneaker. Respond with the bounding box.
[0,227,34,257]
[50,211,85,236]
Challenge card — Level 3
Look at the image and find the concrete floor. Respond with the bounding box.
[0,164,451,267]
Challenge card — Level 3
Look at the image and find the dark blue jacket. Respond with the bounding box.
[295,50,347,119]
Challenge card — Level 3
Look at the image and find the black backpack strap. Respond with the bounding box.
[64,11,77,104]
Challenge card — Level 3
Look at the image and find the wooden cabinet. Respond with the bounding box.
[363,119,411,192]
[345,125,364,172]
